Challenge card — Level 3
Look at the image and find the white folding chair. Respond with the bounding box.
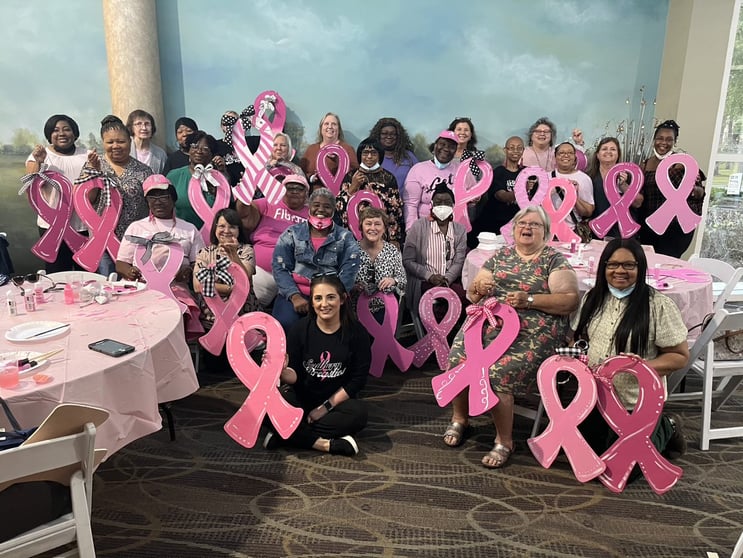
[668,308,743,450]
[688,255,743,311]
[0,422,98,558]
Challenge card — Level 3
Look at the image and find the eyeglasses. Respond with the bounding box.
[311,271,339,280]
[556,151,575,157]
[515,221,545,229]
[285,185,306,192]
[133,121,152,128]
[505,145,524,152]
[146,193,172,203]
[190,144,212,154]
[606,261,638,270]
[533,129,552,136]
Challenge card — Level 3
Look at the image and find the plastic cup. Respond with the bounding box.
[0,361,19,389]
[69,272,83,302]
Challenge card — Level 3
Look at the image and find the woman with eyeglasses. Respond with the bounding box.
[368,117,418,196]
[165,130,228,230]
[551,142,594,237]
[571,238,689,464]
[521,117,557,172]
[444,205,579,469]
[264,273,371,456]
[126,109,167,174]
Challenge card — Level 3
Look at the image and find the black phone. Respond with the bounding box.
[88,339,136,358]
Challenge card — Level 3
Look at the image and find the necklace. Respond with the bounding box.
[533,147,553,171]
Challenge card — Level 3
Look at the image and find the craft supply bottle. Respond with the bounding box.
[63,283,75,305]
[24,291,36,312]
[570,239,577,253]
[588,256,596,275]
[6,291,17,317]
[34,282,45,305]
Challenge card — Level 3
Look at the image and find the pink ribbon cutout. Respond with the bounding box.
[543,176,580,243]
[199,262,250,356]
[316,144,350,197]
[22,170,86,262]
[356,292,414,377]
[133,241,186,312]
[188,166,231,245]
[347,190,384,241]
[500,166,551,244]
[589,162,643,239]
[451,158,494,233]
[231,90,287,205]
[72,177,123,272]
[409,287,461,370]
[528,355,605,483]
[594,355,682,495]
[645,153,702,235]
[430,298,520,416]
[224,312,303,448]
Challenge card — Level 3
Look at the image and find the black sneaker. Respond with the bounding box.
[263,431,282,450]
[329,435,359,456]
[665,413,687,459]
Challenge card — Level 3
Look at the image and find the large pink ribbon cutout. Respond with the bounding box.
[409,286,461,370]
[528,355,606,483]
[199,262,250,356]
[595,355,682,495]
[347,190,384,241]
[500,166,551,244]
[224,312,303,448]
[452,159,493,232]
[543,176,580,243]
[232,90,287,205]
[188,164,232,245]
[21,170,86,262]
[357,292,414,377]
[133,241,186,312]
[316,144,350,197]
[72,177,123,272]
[645,153,702,235]
[431,297,520,416]
[589,163,643,239]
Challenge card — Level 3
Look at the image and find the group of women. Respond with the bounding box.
[22,111,695,467]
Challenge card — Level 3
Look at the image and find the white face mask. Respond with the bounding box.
[433,156,450,170]
[360,162,380,171]
[608,284,635,299]
[432,205,453,221]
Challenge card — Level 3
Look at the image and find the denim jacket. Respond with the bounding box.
[272,222,360,300]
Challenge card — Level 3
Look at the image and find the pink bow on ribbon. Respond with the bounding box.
[356,292,414,377]
[409,287,461,370]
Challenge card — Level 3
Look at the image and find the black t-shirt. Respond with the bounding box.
[287,318,371,408]
[474,165,522,233]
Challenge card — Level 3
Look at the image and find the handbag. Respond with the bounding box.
[690,313,743,360]
[0,397,37,451]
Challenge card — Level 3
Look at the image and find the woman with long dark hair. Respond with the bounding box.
[368,117,418,194]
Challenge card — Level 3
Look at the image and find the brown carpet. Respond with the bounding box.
[90,364,743,557]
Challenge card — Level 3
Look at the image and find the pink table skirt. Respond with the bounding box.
[462,240,713,331]
[0,287,198,458]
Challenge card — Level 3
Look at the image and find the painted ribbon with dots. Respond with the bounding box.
[409,287,462,370]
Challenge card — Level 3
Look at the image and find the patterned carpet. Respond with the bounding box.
[90,363,743,558]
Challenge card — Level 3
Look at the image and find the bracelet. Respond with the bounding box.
[322,400,333,412]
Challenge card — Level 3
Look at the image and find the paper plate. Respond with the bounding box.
[5,321,71,343]
[109,281,146,295]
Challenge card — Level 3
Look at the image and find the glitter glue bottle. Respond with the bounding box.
[6,291,17,317]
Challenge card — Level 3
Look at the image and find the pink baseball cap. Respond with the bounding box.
[437,130,459,144]
[283,173,309,190]
[143,174,172,196]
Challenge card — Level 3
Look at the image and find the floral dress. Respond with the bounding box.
[448,245,573,395]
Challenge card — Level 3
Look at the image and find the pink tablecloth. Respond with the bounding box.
[0,286,199,458]
[462,240,713,330]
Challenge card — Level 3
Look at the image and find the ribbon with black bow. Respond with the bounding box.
[74,168,117,207]
[255,95,276,127]
[192,164,221,193]
[124,231,178,265]
[461,296,501,332]
[194,253,234,297]
[461,149,485,181]
[18,162,59,195]
[222,106,255,150]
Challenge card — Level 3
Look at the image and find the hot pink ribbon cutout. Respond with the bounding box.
[347,190,384,241]
[24,170,86,262]
[133,241,187,313]
[500,166,551,244]
[528,355,605,483]
[72,177,123,272]
[431,298,520,416]
[595,355,682,495]
[316,144,350,197]
[645,153,701,235]
[452,159,494,232]
[409,287,461,370]
[589,162,643,239]
[357,292,414,377]
[188,166,231,245]
[543,176,580,243]
[224,312,303,448]
[231,91,287,206]
[199,262,250,356]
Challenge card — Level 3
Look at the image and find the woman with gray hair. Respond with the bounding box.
[521,117,558,172]
[272,187,360,331]
[266,132,304,179]
[442,205,579,469]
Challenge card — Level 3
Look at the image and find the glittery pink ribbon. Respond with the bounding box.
[409,287,461,370]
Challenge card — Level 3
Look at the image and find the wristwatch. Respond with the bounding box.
[526,295,534,309]
[323,400,333,412]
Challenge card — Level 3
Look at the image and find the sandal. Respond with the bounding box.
[443,421,470,447]
[482,442,513,469]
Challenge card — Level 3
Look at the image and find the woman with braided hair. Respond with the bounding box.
[368,117,418,197]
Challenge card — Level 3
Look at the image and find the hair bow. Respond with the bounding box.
[18,162,59,195]
[461,296,501,332]
[461,149,485,181]
[221,114,238,149]
[192,164,220,193]
[240,106,255,131]
[124,231,178,265]
[74,168,117,207]
[554,339,589,365]
[194,253,234,297]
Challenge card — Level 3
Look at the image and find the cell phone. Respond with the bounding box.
[88,339,136,358]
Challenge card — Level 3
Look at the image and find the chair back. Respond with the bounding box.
[689,255,743,310]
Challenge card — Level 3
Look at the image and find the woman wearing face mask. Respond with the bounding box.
[272,187,360,332]
[335,137,404,246]
[162,116,198,176]
[403,130,460,229]
[402,183,467,323]
[639,120,706,257]
[300,112,358,186]
[571,238,689,464]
